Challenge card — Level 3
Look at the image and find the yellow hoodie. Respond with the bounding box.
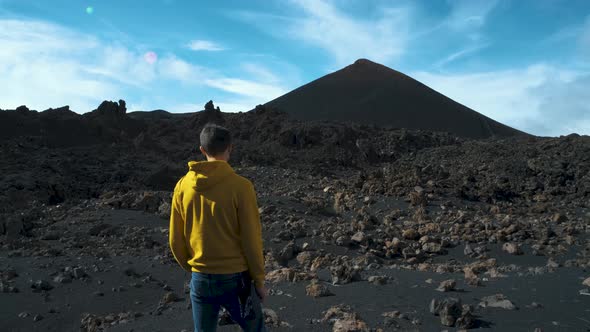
[169,160,265,287]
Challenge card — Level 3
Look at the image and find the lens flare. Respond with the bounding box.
[86,7,94,14]
[144,51,158,64]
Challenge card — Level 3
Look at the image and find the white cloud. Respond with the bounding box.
[235,0,410,66]
[157,55,210,83]
[445,0,499,30]
[241,63,281,84]
[187,39,225,51]
[204,78,287,100]
[434,43,490,68]
[0,18,290,114]
[0,19,119,112]
[412,65,590,136]
[290,0,410,65]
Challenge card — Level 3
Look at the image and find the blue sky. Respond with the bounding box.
[0,0,588,136]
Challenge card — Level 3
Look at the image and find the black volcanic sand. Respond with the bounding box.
[2,205,589,332]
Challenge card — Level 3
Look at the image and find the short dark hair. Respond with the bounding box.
[200,124,232,156]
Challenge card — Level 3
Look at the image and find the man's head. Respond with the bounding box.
[199,124,232,161]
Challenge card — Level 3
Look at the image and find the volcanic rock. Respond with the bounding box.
[463,267,481,286]
[162,292,179,304]
[367,276,388,286]
[31,280,53,291]
[350,231,366,243]
[330,256,362,285]
[430,297,462,327]
[306,279,334,298]
[436,279,457,292]
[502,242,523,255]
[262,308,281,327]
[479,294,517,310]
[266,268,296,283]
[402,229,419,240]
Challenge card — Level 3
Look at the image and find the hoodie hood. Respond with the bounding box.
[187,160,234,192]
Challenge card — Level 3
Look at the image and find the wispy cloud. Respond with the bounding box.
[186,39,225,51]
[434,43,490,68]
[204,78,286,100]
[445,0,500,30]
[235,0,411,66]
[157,55,210,82]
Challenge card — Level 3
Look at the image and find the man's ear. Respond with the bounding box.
[199,146,208,156]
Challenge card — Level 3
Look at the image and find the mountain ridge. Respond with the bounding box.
[262,58,528,139]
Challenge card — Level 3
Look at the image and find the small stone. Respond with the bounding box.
[31,280,53,291]
[33,314,43,322]
[381,311,401,318]
[502,242,523,255]
[18,312,30,318]
[367,276,387,286]
[162,292,179,304]
[436,279,457,292]
[333,313,369,332]
[552,213,567,223]
[335,236,351,247]
[479,294,517,310]
[402,229,419,240]
[73,267,87,279]
[422,242,442,254]
[351,231,366,243]
[263,308,281,327]
[546,258,560,269]
[53,274,71,285]
[305,280,334,298]
[582,277,590,287]
[456,310,475,329]
[463,267,480,286]
[218,308,235,325]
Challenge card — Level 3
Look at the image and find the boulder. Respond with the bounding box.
[436,279,457,292]
[479,294,517,310]
[305,280,334,298]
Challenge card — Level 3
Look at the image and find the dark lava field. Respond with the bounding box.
[1,100,589,331]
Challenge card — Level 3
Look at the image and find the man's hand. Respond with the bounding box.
[254,284,267,303]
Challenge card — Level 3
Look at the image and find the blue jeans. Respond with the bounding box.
[190,271,266,332]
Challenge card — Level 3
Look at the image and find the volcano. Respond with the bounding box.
[263,59,527,139]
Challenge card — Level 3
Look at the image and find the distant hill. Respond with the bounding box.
[263,59,528,139]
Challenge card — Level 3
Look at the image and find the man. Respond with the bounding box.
[169,123,266,332]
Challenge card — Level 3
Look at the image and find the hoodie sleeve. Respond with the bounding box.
[238,181,265,287]
[169,178,192,272]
